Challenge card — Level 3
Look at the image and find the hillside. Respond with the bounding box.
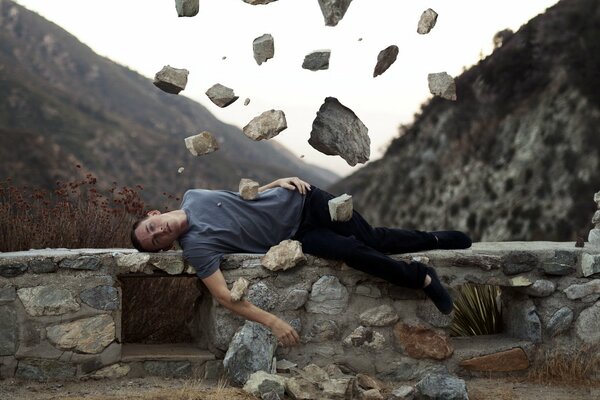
[330,0,600,241]
[0,0,338,206]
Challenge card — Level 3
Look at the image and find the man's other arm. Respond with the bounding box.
[258,177,311,194]
[202,269,300,347]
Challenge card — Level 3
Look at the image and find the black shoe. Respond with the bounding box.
[423,266,454,315]
[431,231,472,249]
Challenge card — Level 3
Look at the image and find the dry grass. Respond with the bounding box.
[526,345,600,386]
[0,169,151,251]
[61,387,257,400]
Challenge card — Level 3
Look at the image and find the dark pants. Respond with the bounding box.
[292,187,438,289]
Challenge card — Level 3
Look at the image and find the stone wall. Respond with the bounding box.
[1,242,600,382]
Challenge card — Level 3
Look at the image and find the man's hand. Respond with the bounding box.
[259,177,311,194]
[270,318,300,347]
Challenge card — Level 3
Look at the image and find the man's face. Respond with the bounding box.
[134,211,181,252]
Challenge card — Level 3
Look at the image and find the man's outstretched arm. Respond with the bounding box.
[202,269,300,347]
[258,177,311,194]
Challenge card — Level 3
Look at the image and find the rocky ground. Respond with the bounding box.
[1,377,599,400]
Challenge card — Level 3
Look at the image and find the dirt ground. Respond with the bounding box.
[1,376,600,400]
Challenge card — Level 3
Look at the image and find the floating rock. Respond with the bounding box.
[427,72,456,101]
[239,179,259,200]
[546,306,573,337]
[415,373,468,400]
[153,65,189,94]
[253,34,275,65]
[223,321,277,386]
[359,304,399,327]
[306,275,349,314]
[342,326,385,350]
[175,0,199,17]
[184,131,219,157]
[459,348,529,372]
[523,279,556,297]
[393,321,453,360]
[178,167,185,174]
[328,194,353,222]
[243,110,287,141]
[17,286,80,316]
[373,45,398,77]
[302,50,331,71]
[309,97,370,166]
[46,315,115,354]
[261,240,307,271]
[230,277,250,302]
[244,98,251,106]
[575,301,600,344]
[243,0,278,4]
[318,0,353,26]
[417,8,438,34]
[205,83,239,108]
[564,279,600,300]
[80,285,119,311]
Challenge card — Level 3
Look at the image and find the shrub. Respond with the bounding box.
[450,283,503,336]
[0,169,150,251]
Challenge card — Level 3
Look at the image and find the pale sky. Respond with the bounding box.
[14,0,560,177]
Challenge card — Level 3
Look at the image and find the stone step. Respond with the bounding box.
[121,343,215,362]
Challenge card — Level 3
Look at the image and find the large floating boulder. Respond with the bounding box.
[230,278,250,302]
[253,34,275,65]
[243,110,287,141]
[175,0,199,17]
[302,50,331,71]
[223,321,277,386]
[428,72,456,101]
[153,65,189,94]
[205,83,239,108]
[309,97,370,166]
[184,131,219,156]
[417,8,438,34]
[373,45,399,77]
[318,0,353,27]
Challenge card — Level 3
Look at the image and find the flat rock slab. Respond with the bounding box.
[309,97,370,166]
[80,285,119,310]
[459,347,529,372]
[46,314,115,354]
[17,286,80,316]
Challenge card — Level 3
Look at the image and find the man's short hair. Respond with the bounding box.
[130,215,159,253]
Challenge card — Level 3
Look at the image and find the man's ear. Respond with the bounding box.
[147,210,161,216]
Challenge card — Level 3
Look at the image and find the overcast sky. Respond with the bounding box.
[15,0,560,177]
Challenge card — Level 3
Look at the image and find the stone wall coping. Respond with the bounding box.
[1,241,598,260]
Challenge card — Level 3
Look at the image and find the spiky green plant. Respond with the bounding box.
[450,283,503,336]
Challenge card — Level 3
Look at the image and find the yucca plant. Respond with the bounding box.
[450,283,503,336]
